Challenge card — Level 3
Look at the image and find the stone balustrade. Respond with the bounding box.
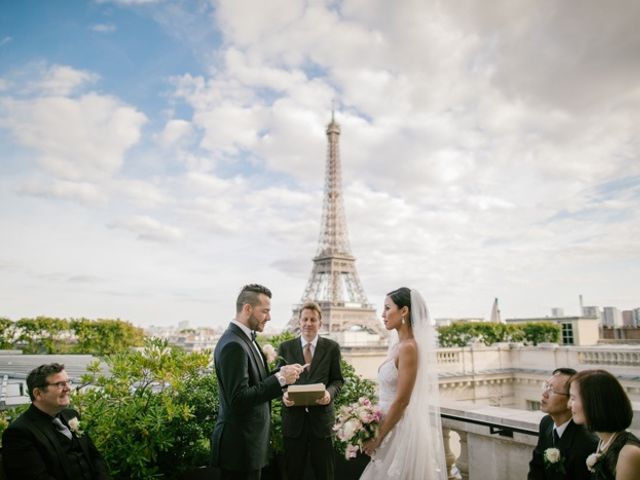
[343,342,640,404]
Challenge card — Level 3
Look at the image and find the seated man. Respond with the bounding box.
[528,367,597,480]
[2,363,111,479]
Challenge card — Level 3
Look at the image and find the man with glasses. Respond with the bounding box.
[528,368,597,480]
[2,363,110,479]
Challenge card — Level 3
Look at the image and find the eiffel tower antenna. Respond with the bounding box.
[289,112,383,335]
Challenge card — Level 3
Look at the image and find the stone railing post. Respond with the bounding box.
[442,427,461,479]
[456,430,469,480]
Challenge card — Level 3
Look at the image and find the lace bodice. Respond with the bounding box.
[377,350,398,413]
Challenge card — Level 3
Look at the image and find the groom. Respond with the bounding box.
[527,367,597,480]
[210,284,303,480]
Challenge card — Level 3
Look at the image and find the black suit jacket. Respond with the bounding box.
[528,415,598,480]
[278,336,343,438]
[2,405,110,480]
[210,323,284,472]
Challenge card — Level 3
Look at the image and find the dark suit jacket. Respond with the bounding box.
[278,336,343,438]
[2,405,110,480]
[210,323,284,472]
[528,415,598,480]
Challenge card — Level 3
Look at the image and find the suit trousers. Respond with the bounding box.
[283,416,334,480]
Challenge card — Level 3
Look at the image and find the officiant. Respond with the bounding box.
[278,302,344,480]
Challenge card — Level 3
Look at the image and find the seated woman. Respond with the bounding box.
[568,369,640,480]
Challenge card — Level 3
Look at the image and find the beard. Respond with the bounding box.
[248,312,263,332]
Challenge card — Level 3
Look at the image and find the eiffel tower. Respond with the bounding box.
[289,112,384,335]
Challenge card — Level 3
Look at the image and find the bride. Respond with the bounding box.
[361,287,447,479]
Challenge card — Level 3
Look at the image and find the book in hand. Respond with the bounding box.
[287,383,326,406]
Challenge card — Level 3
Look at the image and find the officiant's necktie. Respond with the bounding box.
[303,342,313,365]
[553,428,560,446]
[52,416,72,440]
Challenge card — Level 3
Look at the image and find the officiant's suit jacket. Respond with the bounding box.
[2,404,110,479]
[210,323,284,473]
[278,336,343,439]
[527,415,598,480]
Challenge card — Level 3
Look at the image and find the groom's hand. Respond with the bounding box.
[280,364,303,384]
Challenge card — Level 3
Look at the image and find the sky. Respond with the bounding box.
[1,0,639,330]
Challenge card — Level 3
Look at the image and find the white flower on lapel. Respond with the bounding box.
[544,448,561,464]
[67,416,84,437]
[262,344,277,364]
[543,447,565,473]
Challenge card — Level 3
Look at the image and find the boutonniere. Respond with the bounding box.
[544,447,566,473]
[261,343,286,369]
[262,344,278,364]
[67,417,84,437]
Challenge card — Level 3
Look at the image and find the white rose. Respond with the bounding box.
[67,417,84,437]
[544,448,561,464]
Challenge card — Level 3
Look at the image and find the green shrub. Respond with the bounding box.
[72,338,215,479]
[437,321,561,347]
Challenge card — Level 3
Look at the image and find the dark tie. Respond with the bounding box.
[52,416,72,440]
[303,342,313,365]
[553,429,560,446]
[251,330,257,342]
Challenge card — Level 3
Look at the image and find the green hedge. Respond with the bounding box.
[437,321,561,347]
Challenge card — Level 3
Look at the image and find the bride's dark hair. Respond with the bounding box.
[387,287,412,325]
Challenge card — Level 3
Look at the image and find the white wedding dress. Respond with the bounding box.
[360,290,447,480]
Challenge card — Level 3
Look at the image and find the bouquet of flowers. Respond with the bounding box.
[333,396,382,459]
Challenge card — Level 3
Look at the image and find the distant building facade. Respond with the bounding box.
[603,306,624,328]
[505,316,600,346]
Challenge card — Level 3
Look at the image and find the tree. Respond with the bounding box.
[15,317,69,353]
[0,317,16,349]
[70,318,144,355]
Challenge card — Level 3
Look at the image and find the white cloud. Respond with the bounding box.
[1,91,147,181]
[157,119,194,148]
[18,179,107,204]
[109,215,183,242]
[91,23,117,33]
[31,64,98,96]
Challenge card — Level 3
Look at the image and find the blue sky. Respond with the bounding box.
[1,0,639,329]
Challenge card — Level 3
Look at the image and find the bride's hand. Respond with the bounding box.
[363,437,381,456]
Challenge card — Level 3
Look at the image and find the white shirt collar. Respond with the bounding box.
[554,418,571,438]
[300,335,319,349]
[231,320,253,341]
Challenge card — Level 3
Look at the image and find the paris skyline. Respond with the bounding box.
[1,1,639,328]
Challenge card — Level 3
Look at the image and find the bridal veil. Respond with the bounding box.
[387,289,447,478]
